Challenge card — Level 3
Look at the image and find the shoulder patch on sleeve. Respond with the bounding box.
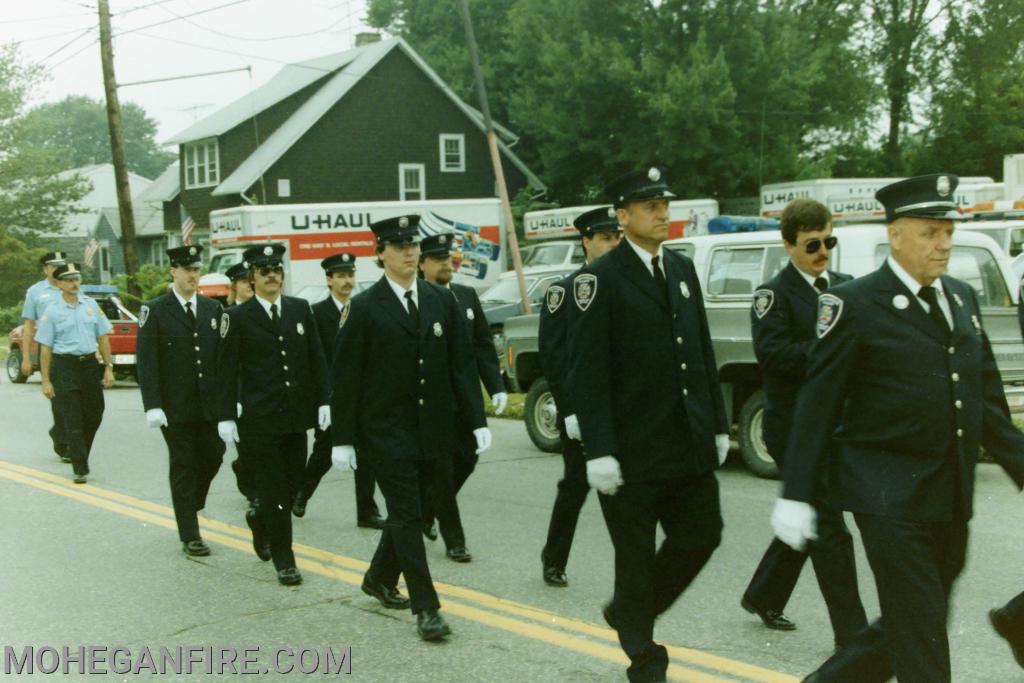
[815,293,844,338]
[138,305,149,328]
[219,312,230,338]
[546,285,566,314]
[573,274,597,312]
[752,289,774,319]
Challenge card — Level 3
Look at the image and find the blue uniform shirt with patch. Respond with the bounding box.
[20,279,61,321]
[35,295,113,354]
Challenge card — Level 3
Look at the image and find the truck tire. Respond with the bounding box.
[524,377,561,453]
[737,390,779,479]
[6,348,28,384]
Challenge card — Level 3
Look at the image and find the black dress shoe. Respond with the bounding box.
[361,576,411,609]
[602,602,617,630]
[543,565,568,587]
[292,492,307,518]
[990,607,1024,668]
[446,546,472,563]
[742,597,797,631]
[73,473,87,484]
[357,514,386,529]
[182,540,211,557]
[277,568,303,586]
[60,456,72,463]
[245,509,272,562]
[417,609,451,641]
[422,522,438,541]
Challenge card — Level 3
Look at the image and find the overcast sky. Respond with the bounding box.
[2,0,376,148]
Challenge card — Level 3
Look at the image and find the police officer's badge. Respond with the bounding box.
[953,292,964,307]
[433,322,443,337]
[263,246,273,256]
[892,294,909,310]
[210,317,217,330]
[139,305,149,327]
[937,175,951,197]
[680,282,691,299]
[189,246,197,256]
[574,275,597,311]
[297,322,305,335]
[752,289,774,319]
[466,307,475,321]
[339,303,350,329]
[648,167,661,182]
[399,216,409,228]
[816,294,844,338]
[546,285,566,314]
[219,312,230,338]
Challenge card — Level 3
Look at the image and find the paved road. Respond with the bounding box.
[2,377,1024,681]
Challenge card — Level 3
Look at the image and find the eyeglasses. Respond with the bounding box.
[802,236,838,253]
[257,266,283,276]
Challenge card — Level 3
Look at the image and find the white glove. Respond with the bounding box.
[586,455,623,495]
[332,445,357,470]
[145,408,168,429]
[771,498,818,551]
[565,414,582,441]
[217,420,240,445]
[473,427,493,454]
[491,392,508,415]
[236,402,243,418]
[318,405,331,431]
[716,433,730,466]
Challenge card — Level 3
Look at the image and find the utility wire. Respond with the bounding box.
[112,0,252,37]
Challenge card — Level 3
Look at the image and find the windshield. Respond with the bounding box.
[208,251,242,274]
[523,244,571,267]
[966,227,1008,250]
[481,277,537,304]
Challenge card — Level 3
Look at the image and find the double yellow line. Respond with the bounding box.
[0,460,797,683]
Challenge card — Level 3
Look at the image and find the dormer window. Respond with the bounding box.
[184,139,219,189]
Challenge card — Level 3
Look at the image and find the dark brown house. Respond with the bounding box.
[166,36,545,231]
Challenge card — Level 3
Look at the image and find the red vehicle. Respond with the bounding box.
[7,284,138,383]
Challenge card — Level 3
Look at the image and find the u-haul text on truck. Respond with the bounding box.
[209,199,505,296]
[523,198,720,240]
[760,177,1001,222]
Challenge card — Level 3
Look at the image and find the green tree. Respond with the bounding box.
[0,44,90,235]
[0,226,46,308]
[19,95,175,179]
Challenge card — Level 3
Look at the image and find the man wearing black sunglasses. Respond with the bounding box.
[740,198,868,649]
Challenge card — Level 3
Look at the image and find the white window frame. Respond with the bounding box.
[439,134,465,173]
[183,138,220,189]
[399,163,426,201]
[150,237,169,267]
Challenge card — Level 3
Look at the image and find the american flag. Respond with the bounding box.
[84,238,100,267]
[181,212,196,246]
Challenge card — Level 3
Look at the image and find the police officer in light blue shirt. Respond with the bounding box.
[36,263,114,484]
[20,251,69,459]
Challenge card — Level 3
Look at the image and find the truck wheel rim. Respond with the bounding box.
[750,409,772,464]
[535,393,558,440]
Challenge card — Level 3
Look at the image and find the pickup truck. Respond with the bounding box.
[7,284,139,383]
[502,224,1024,477]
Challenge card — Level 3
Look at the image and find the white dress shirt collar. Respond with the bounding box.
[887,256,953,326]
[624,237,665,277]
[254,293,282,319]
[172,287,198,311]
[330,293,348,312]
[794,264,829,291]
[385,275,418,312]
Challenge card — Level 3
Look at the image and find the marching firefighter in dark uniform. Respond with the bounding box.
[216,243,330,586]
[739,198,867,646]
[539,206,621,587]
[330,215,491,641]
[136,245,226,557]
[417,231,507,562]
[566,168,730,683]
[36,262,115,484]
[773,174,1024,683]
[292,251,384,528]
[224,261,257,505]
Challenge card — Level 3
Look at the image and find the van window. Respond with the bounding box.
[523,244,570,267]
[708,248,763,296]
[571,244,585,264]
[873,244,1010,307]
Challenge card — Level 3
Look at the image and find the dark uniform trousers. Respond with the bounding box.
[745,264,866,644]
[419,431,473,548]
[542,420,590,570]
[53,355,104,476]
[301,425,378,518]
[246,428,307,571]
[161,422,224,542]
[231,442,256,502]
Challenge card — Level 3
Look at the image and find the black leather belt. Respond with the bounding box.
[54,353,97,362]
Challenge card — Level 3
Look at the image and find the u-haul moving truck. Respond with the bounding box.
[209,199,505,295]
[523,199,719,240]
[760,177,1000,222]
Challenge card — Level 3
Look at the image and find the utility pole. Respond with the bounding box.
[97,0,141,299]
[457,0,531,314]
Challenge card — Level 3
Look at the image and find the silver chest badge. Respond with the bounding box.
[433,322,443,337]
[210,317,216,330]
[893,294,909,310]
[466,308,474,321]
[680,282,691,299]
[296,322,304,335]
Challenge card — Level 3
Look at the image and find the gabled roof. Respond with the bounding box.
[167,38,544,197]
[136,161,180,205]
[57,163,153,209]
[99,204,164,238]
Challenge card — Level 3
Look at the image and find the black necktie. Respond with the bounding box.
[814,277,828,292]
[918,286,950,337]
[270,302,280,326]
[405,290,419,326]
[651,255,668,301]
[184,301,195,325]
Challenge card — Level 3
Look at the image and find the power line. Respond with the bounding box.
[39,27,95,63]
[114,0,187,16]
[112,0,253,38]
[6,24,97,46]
